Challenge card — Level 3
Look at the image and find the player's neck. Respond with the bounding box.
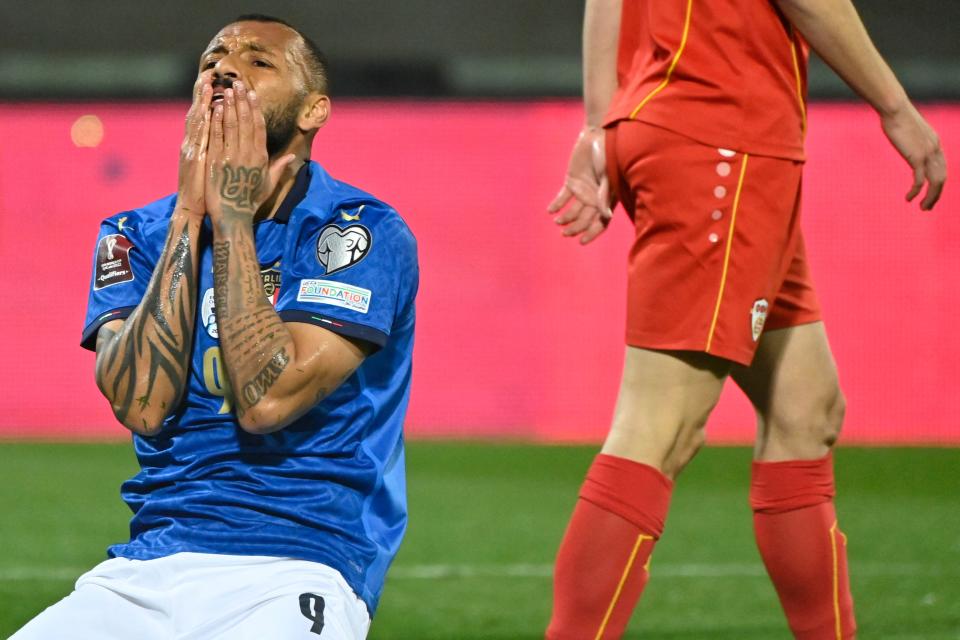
[256,156,307,223]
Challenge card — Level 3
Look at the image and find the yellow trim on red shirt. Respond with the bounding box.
[628,0,694,119]
[789,30,808,134]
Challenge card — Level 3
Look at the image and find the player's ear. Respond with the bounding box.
[299,93,330,132]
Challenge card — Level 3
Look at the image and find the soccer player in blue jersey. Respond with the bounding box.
[13,15,417,640]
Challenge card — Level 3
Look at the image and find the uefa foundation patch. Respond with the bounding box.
[297,279,372,314]
[94,234,134,289]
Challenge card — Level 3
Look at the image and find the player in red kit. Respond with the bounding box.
[545,1,946,639]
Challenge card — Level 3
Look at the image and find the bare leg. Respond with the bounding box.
[732,322,856,639]
[732,322,845,463]
[547,347,730,640]
[604,347,731,478]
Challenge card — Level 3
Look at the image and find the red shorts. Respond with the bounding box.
[606,121,821,366]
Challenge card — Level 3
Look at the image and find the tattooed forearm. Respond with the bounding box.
[95,217,201,434]
[220,166,263,210]
[167,228,191,304]
[212,212,297,426]
[240,348,290,407]
[212,241,231,319]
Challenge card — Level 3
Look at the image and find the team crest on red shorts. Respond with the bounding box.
[751,299,769,342]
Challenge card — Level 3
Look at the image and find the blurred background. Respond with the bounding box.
[3,0,960,100]
[1,3,959,638]
[0,0,957,444]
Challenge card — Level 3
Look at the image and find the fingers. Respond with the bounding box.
[223,88,239,159]
[905,164,924,203]
[189,84,213,151]
[598,175,612,219]
[249,88,268,155]
[184,77,212,135]
[547,186,573,213]
[580,217,609,245]
[556,201,586,228]
[920,152,947,211]
[562,206,598,237]
[906,150,948,211]
[208,101,224,175]
[234,81,254,153]
[183,81,213,150]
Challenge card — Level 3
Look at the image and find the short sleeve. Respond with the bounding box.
[277,203,418,349]
[80,215,152,350]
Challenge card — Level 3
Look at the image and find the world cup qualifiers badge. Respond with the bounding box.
[94,234,135,290]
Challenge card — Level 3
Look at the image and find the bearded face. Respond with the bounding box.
[263,94,304,157]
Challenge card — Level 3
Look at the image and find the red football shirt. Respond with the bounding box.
[604,0,809,161]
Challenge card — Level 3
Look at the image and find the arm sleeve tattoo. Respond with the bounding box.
[95,217,201,433]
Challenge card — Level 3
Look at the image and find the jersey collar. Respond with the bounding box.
[271,162,312,224]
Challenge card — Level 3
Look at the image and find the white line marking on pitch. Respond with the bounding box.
[387,562,960,580]
[1,562,956,583]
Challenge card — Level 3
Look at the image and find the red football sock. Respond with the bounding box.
[751,454,856,639]
[546,454,673,640]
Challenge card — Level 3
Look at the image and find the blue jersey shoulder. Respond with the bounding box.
[100,194,177,253]
[295,163,416,251]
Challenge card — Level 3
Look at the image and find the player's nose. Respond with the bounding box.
[213,56,242,85]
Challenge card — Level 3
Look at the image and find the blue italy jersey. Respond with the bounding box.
[80,162,418,615]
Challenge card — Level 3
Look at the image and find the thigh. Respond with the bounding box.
[731,321,842,460]
[602,346,730,476]
[609,121,806,366]
[10,560,169,640]
[176,557,370,640]
[209,592,369,640]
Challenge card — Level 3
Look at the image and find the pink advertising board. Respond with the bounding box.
[0,101,957,443]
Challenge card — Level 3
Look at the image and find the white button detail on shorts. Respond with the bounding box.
[714,185,727,199]
[708,233,720,244]
[711,209,723,221]
[716,162,731,177]
[718,148,736,158]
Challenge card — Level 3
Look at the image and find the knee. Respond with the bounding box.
[661,424,707,479]
[605,406,712,479]
[768,385,846,450]
[822,389,846,447]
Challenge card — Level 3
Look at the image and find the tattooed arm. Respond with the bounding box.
[206,82,367,434]
[94,216,203,434]
[93,79,213,436]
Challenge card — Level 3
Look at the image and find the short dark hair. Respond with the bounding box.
[234,13,330,94]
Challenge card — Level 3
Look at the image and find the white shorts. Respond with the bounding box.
[10,553,371,640]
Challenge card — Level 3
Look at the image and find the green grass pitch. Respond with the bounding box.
[1,442,958,638]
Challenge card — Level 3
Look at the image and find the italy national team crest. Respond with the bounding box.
[201,262,281,338]
[751,298,769,342]
[261,261,282,306]
[316,224,371,275]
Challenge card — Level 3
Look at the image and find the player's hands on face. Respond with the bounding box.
[881,102,947,211]
[176,78,214,220]
[205,80,296,225]
[547,126,614,245]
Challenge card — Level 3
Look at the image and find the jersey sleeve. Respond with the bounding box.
[80,215,152,351]
[277,203,418,350]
